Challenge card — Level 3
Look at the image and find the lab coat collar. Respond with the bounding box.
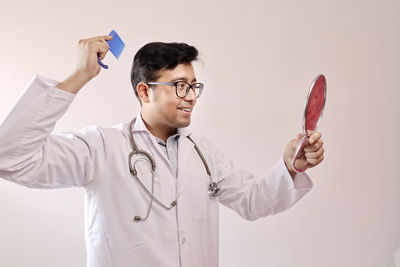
[130,113,195,178]
[132,113,191,138]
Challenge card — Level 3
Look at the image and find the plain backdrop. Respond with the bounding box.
[0,0,399,266]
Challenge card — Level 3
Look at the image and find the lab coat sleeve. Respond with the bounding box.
[204,138,313,221]
[0,75,106,188]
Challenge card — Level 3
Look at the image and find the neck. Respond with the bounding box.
[140,111,176,142]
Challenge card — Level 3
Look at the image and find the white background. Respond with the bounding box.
[0,0,399,266]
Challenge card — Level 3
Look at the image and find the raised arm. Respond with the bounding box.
[57,35,112,94]
[0,35,112,188]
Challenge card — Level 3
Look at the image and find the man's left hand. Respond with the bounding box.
[283,131,325,176]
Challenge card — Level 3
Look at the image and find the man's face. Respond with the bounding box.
[147,63,197,130]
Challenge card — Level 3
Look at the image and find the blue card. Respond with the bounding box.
[97,30,125,69]
[107,30,125,59]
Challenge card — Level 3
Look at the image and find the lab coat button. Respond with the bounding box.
[181,237,186,245]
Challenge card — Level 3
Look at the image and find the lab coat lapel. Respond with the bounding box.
[177,133,194,179]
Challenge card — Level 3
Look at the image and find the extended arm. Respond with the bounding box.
[215,131,324,221]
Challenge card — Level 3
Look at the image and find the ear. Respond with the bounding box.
[136,82,151,104]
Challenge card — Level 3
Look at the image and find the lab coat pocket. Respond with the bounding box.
[113,241,146,266]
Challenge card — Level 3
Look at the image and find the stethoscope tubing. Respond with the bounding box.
[128,118,221,221]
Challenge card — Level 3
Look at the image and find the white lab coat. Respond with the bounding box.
[0,75,313,267]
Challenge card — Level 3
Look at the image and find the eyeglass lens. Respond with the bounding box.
[176,81,203,98]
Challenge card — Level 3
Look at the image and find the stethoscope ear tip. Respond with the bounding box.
[133,216,142,221]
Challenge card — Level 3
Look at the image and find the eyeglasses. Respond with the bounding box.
[146,81,204,99]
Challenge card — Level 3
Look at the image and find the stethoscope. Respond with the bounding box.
[128,118,222,221]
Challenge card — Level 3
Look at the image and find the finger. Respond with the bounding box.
[87,35,113,42]
[303,139,323,152]
[96,41,110,60]
[295,148,305,159]
[292,135,306,158]
[308,131,322,144]
[96,38,110,50]
[78,37,109,52]
[292,134,304,150]
[307,154,324,166]
[305,145,324,159]
[294,157,308,171]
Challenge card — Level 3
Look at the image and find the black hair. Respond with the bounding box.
[130,42,199,104]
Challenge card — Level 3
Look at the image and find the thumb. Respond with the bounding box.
[297,133,304,142]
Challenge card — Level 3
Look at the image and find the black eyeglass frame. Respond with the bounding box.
[146,81,204,99]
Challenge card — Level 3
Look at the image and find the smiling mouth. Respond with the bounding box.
[178,107,193,113]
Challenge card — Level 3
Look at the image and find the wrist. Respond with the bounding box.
[56,70,92,94]
[283,157,296,179]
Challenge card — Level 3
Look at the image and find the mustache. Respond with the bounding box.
[177,105,194,109]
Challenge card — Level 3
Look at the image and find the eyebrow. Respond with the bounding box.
[171,77,197,83]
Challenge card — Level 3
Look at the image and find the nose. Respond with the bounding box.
[183,87,197,103]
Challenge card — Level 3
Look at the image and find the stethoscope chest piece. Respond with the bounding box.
[208,182,221,197]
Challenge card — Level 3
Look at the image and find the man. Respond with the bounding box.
[0,35,324,267]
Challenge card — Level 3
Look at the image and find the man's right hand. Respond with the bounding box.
[57,35,113,94]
